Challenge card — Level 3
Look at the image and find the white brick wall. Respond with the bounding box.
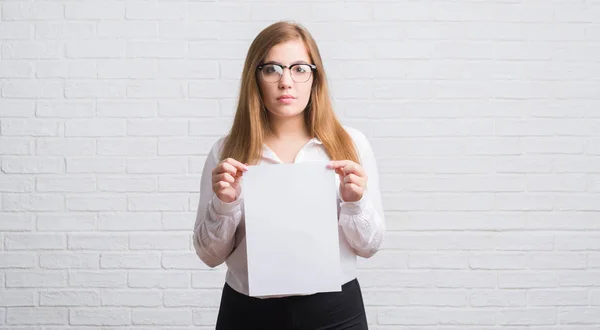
[1,1,599,328]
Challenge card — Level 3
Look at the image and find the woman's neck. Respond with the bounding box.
[267,113,310,141]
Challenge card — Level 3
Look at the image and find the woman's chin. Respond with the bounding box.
[266,107,305,118]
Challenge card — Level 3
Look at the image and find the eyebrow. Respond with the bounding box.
[262,60,310,66]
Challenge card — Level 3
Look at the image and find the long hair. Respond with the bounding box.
[220,21,360,165]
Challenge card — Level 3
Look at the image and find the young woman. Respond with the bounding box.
[193,21,386,330]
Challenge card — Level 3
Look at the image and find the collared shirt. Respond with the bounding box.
[193,126,386,297]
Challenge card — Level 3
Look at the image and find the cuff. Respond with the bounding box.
[340,194,368,216]
[211,194,242,215]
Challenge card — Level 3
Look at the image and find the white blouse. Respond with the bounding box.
[193,126,386,297]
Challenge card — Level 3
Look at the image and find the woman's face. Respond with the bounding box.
[257,39,314,120]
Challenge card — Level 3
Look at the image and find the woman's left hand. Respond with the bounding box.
[327,160,367,203]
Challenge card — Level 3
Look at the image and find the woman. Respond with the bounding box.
[193,21,386,330]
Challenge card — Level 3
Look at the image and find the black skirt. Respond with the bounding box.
[215,278,369,330]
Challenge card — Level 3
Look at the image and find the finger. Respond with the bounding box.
[213,181,231,190]
[344,182,364,195]
[216,162,239,176]
[327,160,350,170]
[223,158,249,172]
[217,172,236,184]
[344,173,364,186]
[329,160,364,177]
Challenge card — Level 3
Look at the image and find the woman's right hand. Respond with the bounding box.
[211,158,248,203]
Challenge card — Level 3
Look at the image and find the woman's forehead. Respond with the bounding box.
[264,40,310,63]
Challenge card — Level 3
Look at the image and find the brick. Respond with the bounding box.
[0,175,34,193]
[97,138,157,156]
[66,119,126,137]
[435,271,496,288]
[100,253,161,269]
[6,271,67,288]
[6,308,68,325]
[37,213,96,232]
[559,308,600,325]
[65,80,127,98]
[1,118,61,136]
[66,195,127,211]
[36,139,95,156]
[0,253,36,268]
[497,308,557,325]
[158,175,201,192]
[68,234,128,251]
[2,194,64,211]
[97,176,156,193]
[126,119,188,136]
[377,308,438,325]
[127,157,188,174]
[0,137,35,155]
[128,271,190,289]
[161,252,211,270]
[69,271,126,288]
[36,176,96,192]
[2,3,63,20]
[39,253,99,269]
[128,194,189,212]
[36,60,97,79]
[69,308,130,326]
[0,100,34,117]
[191,271,226,289]
[157,60,219,78]
[438,309,497,325]
[97,100,157,117]
[126,41,186,58]
[193,308,219,327]
[163,212,196,231]
[0,290,35,307]
[470,290,527,307]
[555,194,600,211]
[408,253,468,269]
[101,290,162,307]
[1,41,61,59]
[127,81,184,98]
[4,233,66,250]
[188,3,251,21]
[164,290,221,307]
[65,3,125,19]
[499,272,558,289]
[97,21,158,39]
[189,118,232,136]
[0,214,34,231]
[132,309,192,326]
[0,60,34,78]
[158,100,219,117]
[158,138,215,156]
[529,290,589,306]
[362,290,409,307]
[36,101,95,118]
[0,22,31,40]
[189,42,248,60]
[129,233,190,250]
[555,234,600,251]
[40,291,100,307]
[528,253,588,270]
[66,157,126,173]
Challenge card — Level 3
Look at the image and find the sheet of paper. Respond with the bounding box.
[242,161,342,297]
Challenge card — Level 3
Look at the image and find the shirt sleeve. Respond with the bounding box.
[338,129,386,258]
[192,138,243,268]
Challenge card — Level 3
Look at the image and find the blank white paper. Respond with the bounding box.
[242,161,342,297]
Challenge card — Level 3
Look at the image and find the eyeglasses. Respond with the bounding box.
[257,63,317,83]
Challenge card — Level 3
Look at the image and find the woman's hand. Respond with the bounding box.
[212,158,248,203]
[327,160,367,203]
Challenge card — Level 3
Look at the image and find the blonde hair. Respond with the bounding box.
[220,21,360,165]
